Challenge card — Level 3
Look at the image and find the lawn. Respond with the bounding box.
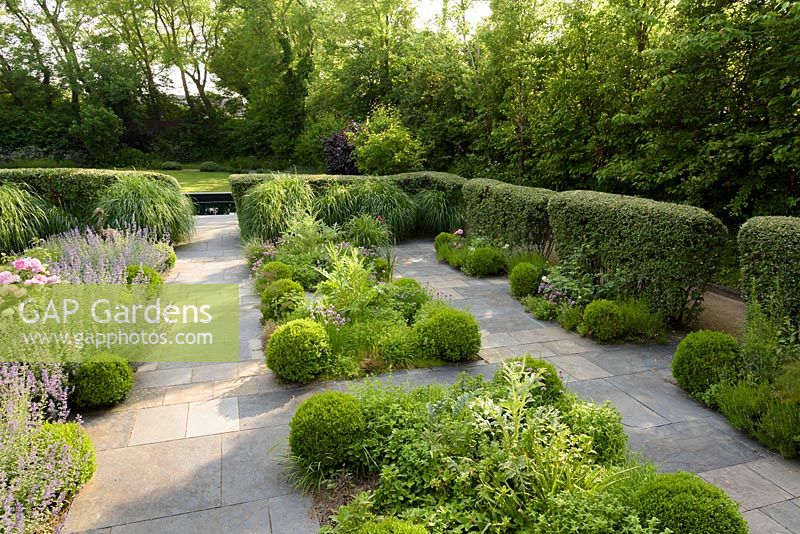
[159,169,232,192]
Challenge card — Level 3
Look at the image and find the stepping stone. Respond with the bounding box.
[128,404,188,446]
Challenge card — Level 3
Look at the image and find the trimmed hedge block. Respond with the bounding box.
[548,190,728,324]
[462,178,554,252]
[739,216,800,318]
[0,168,180,221]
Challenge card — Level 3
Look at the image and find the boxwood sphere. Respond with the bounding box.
[36,421,96,496]
[266,319,331,383]
[493,355,565,403]
[463,246,505,277]
[255,261,294,294]
[633,472,747,534]
[510,262,542,298]
[71,354,134,407]
[581,299,624,342]
[413,306,480,362]
[260,278,305,321]
[672,330,740,399]
[289,391,365,469]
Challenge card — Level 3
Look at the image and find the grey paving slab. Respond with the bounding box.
[237,389,315,430]
[163,382,215,405]
[745,509,793,534]
[701,464,793,511]
[762,501,800,534]
[186,397,240,437]
[128,404,188,446]
[107,386,164,412]
[543,337,598,355]
[221,426,294,506]
[191,362,239,383]
[108,500,271,534]
[269,493,319,534]
[748,458,800,497]
[134,368,193,389]
[567,378,669,428]
[583,346,673,375]
[550,355,612,381]
[606,371,709,423]
[64,435,221,531]
[81,410,135,451]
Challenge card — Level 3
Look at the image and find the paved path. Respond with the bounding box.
[65,216,800,534]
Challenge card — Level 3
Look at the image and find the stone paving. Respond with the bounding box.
[64,215,800,533]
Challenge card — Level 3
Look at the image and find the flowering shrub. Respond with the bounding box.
[0,363,95,532]
[41,227,171,284]
[0,258,60,286]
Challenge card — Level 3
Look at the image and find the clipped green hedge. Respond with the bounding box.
[548,190,728,324]
[0,168,180,221]
[462,178,554,252]
[229,171,466,213]
[739,216,800,318]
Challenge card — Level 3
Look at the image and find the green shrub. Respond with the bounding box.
[618,297,666,343]
[161,161,182,170]
[510,262,545,298]
[557,304,584,331]
[238,175,314,241]
[97,174,196,243]
[739,216,800,319]
[580,299,624,342]
[154,242,177,271]
[414,189,461,235]
[69,104,123,163]
[740,296,786,380]
[412,306,480,362]
[351,106,424,175]
[522,296,558,321]
[548,190,728,324]
[562,400,627,465]
[356,517,427,534]
[289,391,365,469]
[0,168,180,222]
[349,180,417,238]
[716,381,800,458]
[385,278,431,324]
[71,355,134,407]
[493,355,565,404]
[260,279,305,322]
[199,161,222,172]
[434,232,455,260]
[115,147,152,168]
[314,183,358,226]
[35,421,96,496]
[672,330,740,399]
[462,246,505,277]
[125,265,164,286]
[295,112,346,170]
[266,319,331,383]
[632,472,747,534]
[462,178,554,253]
[254,261,294,294]
[345,213,391,247]
[378,324,417,367]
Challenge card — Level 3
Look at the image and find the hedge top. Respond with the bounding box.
[229,171,466,208]
[0,168,180,219]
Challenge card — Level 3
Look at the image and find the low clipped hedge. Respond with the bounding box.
[0,168,180,222]
[739,216,800,318]
[462,178,554,253]
[229,171,466,213]
[548,190,728,324]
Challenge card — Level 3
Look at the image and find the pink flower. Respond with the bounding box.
[0,271,21,284]
[23,274,49,286]
[12,257,44,274]
[455,229,464,236]
[12,258,27,271]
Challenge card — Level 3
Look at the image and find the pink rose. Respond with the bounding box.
[12,258,26,271]
[0,271,21,285]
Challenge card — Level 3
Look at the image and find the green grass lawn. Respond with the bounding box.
[158,169,232,192]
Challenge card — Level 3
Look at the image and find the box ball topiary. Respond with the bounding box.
[260,278,305,322]
[462,246,505,277]
[493,355,565,403]
[125,264,164,286]
[580,299,624,342]
[356,517,428,534]
[35,421,96,496]
[672,330,740,399]
[412,306,480,362]
[254,261,294,294]
[434,232,455,260]
[289,391,365,469]
[632,472,747,534]
[385,277,431,324]
[199,161,221,172]
[266,319,331,383]
[510,262,543,298]
[161,161,182,170]
[71,354,134,407]
[562,400,627,465]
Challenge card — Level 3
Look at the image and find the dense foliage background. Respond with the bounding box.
[1,0,798,222]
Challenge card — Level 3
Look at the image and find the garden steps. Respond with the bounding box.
[63,221,800,534]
